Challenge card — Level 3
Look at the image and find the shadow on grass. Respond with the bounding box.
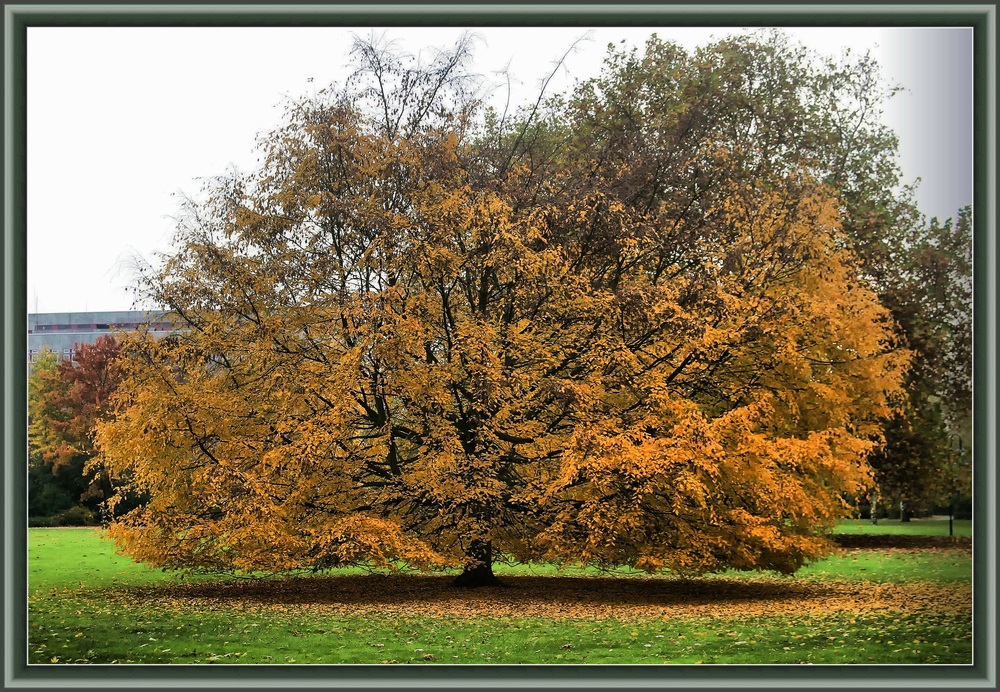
[117,573,858,617]
[831,534,971,549]
[105,565,975,620]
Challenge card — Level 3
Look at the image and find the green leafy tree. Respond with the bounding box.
[500,32,959,519]
[868,207,973,517]
[579,32,969,519]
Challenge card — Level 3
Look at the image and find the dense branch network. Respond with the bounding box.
[96,32,948,585]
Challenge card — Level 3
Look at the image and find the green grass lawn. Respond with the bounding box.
[30,602,969,665]
[833,518,972,537]
[27,528,972,665]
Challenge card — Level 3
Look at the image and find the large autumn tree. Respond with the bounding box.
[97,32,908,586]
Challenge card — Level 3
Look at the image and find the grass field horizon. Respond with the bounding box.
[27,525,972,665]
[832,517,972,536]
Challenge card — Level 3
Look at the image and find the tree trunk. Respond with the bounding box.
[452,538,503,588]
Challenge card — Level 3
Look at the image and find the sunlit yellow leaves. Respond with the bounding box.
[93,37,911,582]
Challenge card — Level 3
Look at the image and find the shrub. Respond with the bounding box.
[48,505,99,527]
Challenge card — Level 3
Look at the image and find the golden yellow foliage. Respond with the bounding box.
[96,38,907,584]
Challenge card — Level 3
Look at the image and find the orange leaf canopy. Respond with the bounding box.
[96,33,907,578]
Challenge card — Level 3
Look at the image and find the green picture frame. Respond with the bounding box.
[4,3,994,689]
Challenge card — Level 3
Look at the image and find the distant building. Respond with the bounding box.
[28,310,172,364]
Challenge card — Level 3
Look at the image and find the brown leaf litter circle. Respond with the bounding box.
[123,558,971,621]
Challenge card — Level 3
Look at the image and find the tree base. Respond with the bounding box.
[452,564,505,588]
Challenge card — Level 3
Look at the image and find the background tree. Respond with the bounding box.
[29,336,123,522]
[867,207,973,518]
[498,32,965,521]
[29,350,82,521]
[98,32,909,586]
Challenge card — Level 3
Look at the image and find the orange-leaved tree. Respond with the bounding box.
[96,33,908,586]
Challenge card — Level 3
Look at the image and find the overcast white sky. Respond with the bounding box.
[27,26,973,314]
